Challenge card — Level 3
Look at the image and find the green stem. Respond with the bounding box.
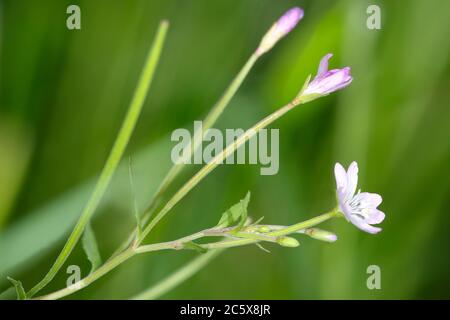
[231,231,280,243]
[113,53,260,255]
[137,98,303,244]
[27,21,169,298]
[36,230,224,300]
[200,211,338,250]
[35,210,337,300]
[145,53,258,219]
[131,249,224,300]
[266,210,338,237]
[36,249,136,300]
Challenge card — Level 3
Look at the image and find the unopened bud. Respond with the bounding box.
[301,54,352,101]
[305,228,338,243]
[277,236,300,247]
[256,7,304,56]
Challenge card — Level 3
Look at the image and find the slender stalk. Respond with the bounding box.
[36,227,229,300]
[149,53,259,214]
[200,211,338,249]
[131,249,224,300]
[265,210,338,237]
[137,98,304,244]
[27,21,169,298]
[231,231,280,243]
[37,249,136,300]
[36,211,337,300]
[136,211,337,254]
[113,53,260,255]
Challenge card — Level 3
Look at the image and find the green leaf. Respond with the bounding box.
[7,277,27,300]
[183,241,207,254]
[236,193,250,229]
[82,223,102,273]
[216,192,251,228]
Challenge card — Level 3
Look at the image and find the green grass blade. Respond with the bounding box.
[26,20,169,298]
[131,249,223,300]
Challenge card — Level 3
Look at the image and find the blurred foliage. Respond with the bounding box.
[0,0,449,299]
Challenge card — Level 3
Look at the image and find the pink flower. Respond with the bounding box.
[334,161,385,234]
[303,53,352,96]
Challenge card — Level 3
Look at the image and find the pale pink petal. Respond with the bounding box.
[365,209,385,224]
[317,53,333,77]
[340,203,353,222]
[356,222,382,234]
[349,215,382,234]
[346,161,359,200]
[334,162,348,195]
[358,192,383,208]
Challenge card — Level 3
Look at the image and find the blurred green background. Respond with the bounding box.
[1,0,450,299]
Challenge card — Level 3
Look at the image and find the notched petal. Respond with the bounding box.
[334,162,348,192]
[346,161,359,200]
[366,209,385,224]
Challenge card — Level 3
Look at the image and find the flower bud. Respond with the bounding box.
[305,228,338,243]
[256,7,304,56]
[301,53,352,101]
[277,236,300,247]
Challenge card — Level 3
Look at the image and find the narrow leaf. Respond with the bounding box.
[7,277,27,300]
[82,223,102,273]
[216,191,251,228]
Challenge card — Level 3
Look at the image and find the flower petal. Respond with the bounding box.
[349,216,382,234]
[346,161,358,200]
[357,192,383,208]
[334,162,348,195]
[365,209,385,224]
[317,53,333,77]
[356,222,382,234]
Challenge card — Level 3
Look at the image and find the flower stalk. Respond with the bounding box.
[136,98,303,245]
[116,7,305,254]
[22,7,365,302]
[136,51,353,245]
[30,51,353,300]
[35,210,338,300]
